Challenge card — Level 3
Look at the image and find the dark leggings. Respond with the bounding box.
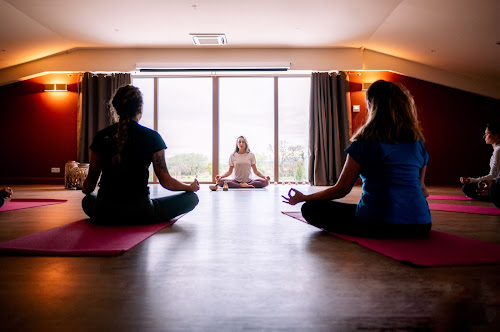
[489,183,500,208]
[0,196,4,208]
[463,182,500,208]
[462,183,489,201]
[82,192,199,225]
[301,200,431,238]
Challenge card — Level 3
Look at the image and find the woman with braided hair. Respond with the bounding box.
[82,85,199,224]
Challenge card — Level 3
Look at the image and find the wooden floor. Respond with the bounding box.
[0,184,499,331]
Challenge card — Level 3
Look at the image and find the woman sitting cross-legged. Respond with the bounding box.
[460,123,500,200]
[82,85,199,225]
[282,80,431,238]
[0,187,13,208]
[215,136,270,189]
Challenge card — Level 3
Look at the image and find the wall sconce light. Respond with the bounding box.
[44,84,67,91]
[361,83,372,91]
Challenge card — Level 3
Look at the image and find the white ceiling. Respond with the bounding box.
[1,0,499,88]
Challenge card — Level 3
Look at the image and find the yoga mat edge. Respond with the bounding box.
[282,211,500,267]
[0,217,180,256]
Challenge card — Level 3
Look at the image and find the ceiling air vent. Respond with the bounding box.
[190,33,227,45]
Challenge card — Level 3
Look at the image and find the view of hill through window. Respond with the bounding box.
[132,75,310,183]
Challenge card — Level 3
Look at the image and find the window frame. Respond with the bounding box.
[132,73,311,184]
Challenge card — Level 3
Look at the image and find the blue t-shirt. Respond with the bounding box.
[345,140,431,224]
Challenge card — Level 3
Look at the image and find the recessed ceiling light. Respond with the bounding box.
[190,33,227,45]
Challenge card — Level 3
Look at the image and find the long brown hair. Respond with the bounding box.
[351,80,424,143]
[233,136,251,154]
[109,85,143,164]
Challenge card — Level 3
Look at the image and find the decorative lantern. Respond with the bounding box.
[67,163,90,190]
[65,161,79,189]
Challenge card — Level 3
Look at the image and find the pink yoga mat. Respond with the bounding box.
[428,203,500,215]
[282,211,500,266]
[0,199,67,212]
[0,217,181,256]
[427,195,473,201]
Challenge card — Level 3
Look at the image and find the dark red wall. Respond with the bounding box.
[0,74,79,184]
[348,71,500,185]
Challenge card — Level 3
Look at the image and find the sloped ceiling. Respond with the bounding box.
[0,0,499,97]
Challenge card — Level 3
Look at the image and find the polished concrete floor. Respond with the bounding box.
[0,184,499,331]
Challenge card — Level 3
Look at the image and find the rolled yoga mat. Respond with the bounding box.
[282,211,500,267]
[0,216,182,256]
[0,199,67,212]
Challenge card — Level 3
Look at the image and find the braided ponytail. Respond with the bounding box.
[109,85,143,165]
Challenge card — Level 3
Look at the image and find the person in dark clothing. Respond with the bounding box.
[82,85,199,225]
[0,187,13,208]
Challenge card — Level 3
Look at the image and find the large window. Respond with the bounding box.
[219,77,275,181]
[278,77,310,182]
[131,78,155,181]
[132,78,155,130]
[132,75,310,183]
[158,78,213,182]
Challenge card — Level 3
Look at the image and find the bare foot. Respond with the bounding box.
[240,183,255,188]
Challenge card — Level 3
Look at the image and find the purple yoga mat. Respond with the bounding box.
[282,211,500,266]
[428,203,500,215]
[0,217,182,256]
[0,199,67,212]
[427,195,473,201]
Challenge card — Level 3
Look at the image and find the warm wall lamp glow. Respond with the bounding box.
[44,84,67,91]
[361,83,372,91]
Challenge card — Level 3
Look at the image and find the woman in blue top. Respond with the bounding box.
[282,80,431,238]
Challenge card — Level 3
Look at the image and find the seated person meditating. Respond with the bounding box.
[282,80,431,238]
[82,85,199,225]
[0,187,13,208]
[215,136,270,188]
[460,123,500,200]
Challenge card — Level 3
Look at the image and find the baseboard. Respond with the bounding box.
[425,178,462,186]
[0,177,64,185]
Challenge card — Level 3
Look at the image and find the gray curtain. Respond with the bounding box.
[308,72,350,186]
[77,73,131,163]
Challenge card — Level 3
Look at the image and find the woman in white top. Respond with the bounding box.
[460,123,500,199]
[215,136,270,188]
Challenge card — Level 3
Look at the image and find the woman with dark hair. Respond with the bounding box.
[460,123,500,200]
[0,187,13,208]
[283,80,431,238]
[82,85,199,224]
[214,136,270,188]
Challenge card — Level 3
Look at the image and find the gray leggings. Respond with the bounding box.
[82,192,199,225]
